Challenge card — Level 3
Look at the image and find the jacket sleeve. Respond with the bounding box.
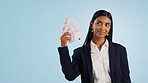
[58,46,81,81]
[121,47,131,83]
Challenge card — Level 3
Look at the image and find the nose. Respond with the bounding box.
[100,25,105,30]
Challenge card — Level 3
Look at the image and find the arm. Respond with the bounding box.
[121,47,131,83]
[58,46,80,81]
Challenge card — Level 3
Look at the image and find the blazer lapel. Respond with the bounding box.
[109,41,115,82]
[83,44,93,83]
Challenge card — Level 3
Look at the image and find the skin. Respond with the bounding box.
[60,32,71,47]
[90,16,111,51]
[60,16,111,49]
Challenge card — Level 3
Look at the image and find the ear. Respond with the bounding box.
[90,22,93,28]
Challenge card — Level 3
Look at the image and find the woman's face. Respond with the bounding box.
[90,16,111,39]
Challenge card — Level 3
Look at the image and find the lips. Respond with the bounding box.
[98,30,105,35]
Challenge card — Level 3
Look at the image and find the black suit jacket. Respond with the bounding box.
[58,41,131,83]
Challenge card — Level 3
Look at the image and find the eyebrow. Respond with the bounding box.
[97,20,111,24]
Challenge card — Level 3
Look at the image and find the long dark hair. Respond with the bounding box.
[83,10,113,46]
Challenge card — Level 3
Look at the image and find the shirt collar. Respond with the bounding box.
[91,39,109,48]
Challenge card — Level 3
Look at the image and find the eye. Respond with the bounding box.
[97,22,101,25]
[106,23,110,27]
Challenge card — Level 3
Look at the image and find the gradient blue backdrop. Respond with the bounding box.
[0,0,148,83]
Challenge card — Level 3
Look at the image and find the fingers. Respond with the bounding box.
[63,37,71,41]
[60,32,71,47]
[61,32,71,40]
[61,33,71,42]
[61,32,71,38]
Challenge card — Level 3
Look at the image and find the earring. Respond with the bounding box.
[107,33,109,36]
[91,27,93,32]
[92,29,93,32]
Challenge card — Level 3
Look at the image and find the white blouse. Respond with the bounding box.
[90,39,111,83]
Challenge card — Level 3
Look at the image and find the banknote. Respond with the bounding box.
[62,18,82,44]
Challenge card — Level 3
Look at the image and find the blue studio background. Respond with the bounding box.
[0,0,148,83]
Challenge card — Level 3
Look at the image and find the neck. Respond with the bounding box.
[92,35,106,50]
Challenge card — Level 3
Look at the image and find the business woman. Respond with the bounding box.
[58,10,131,83]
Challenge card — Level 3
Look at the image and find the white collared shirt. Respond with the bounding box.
[90,39,111,83]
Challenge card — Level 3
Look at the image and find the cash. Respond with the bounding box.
[62,18,82,44]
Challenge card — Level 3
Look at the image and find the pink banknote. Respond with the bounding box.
[62,18,82,44]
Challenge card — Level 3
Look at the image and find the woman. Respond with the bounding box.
[58,10,131,83]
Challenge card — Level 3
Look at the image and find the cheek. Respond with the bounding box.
[93,25,101,30]
[106,27,111,32]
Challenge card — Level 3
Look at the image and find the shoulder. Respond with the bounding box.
[73,45,85,53]
[110,41,126,50]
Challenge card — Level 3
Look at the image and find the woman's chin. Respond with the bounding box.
[96,35,106,39]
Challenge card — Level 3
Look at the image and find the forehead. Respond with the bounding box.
[95,16,111,23]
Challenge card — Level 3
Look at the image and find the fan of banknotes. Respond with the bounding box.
[62,18,82,44]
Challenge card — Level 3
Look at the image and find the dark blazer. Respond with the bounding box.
[58,41,131,83]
